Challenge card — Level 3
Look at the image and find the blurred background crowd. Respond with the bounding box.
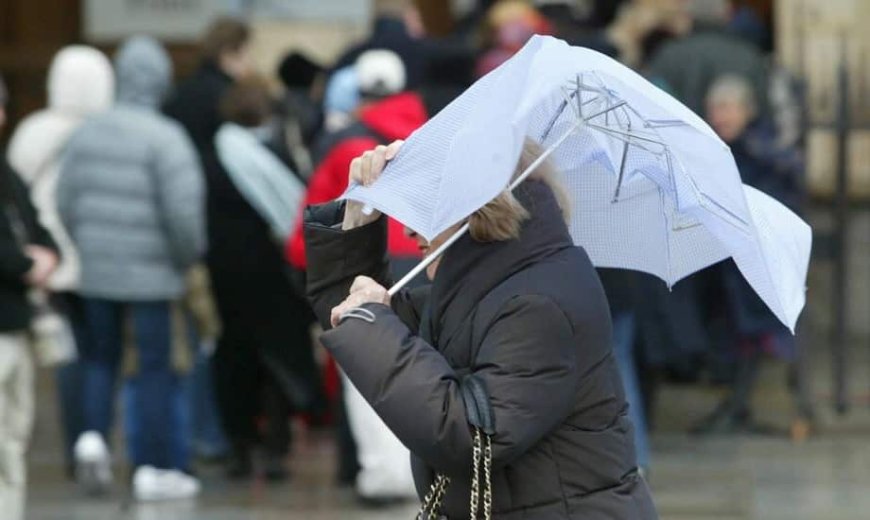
[0,0,868,518]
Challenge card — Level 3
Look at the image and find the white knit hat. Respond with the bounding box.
[355,49,406,99]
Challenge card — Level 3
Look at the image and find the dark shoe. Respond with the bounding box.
[690,405,750,435]
[226,447,253,480]
[263,457,289,482]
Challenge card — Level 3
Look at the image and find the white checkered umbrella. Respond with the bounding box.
[341,35,811,331]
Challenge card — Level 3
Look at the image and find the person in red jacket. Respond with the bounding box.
[286,49,427,494]
[286,51,425,274]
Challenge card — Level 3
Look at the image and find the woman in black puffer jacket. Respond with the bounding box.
[304,140,657,519]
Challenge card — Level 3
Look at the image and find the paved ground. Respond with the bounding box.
[22,207,870,519]
[23,343,870,520]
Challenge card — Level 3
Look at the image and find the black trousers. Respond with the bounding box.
[210,276,320,456]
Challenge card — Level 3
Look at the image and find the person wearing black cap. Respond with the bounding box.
[271,52,325,179]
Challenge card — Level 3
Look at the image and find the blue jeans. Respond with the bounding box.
[122,373,190,470]
[56,361,84,470]
[53,294,88,472]
[80,299,180,469]
[612,313,650,469]
[189,346,229,458]
[124,342,228,469]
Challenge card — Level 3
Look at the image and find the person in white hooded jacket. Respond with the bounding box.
[6,45,114,477]
[8,45,114,292]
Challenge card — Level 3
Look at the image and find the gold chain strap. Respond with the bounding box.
[483,434,493,520]
[415,427,493,520]
[417,473,450,520]
[470,429,482,518]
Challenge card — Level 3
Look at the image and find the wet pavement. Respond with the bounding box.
[22,230,870,520]
[24,349,870,520]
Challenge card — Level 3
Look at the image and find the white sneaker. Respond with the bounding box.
[73,430,113,494]
[133,466,201,502]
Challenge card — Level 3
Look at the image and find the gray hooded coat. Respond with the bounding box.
[57,37,205,300]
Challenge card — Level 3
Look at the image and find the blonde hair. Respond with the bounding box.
[468,138,570,242]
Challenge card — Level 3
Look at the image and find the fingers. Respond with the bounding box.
[330,278,390,327]
[349,156,363,185]
[370,145,388,181]
[385,140,404,160]
[330,305,344,328]
[329,295,363,328]
[349,276,372,294]
[360,150,374,186]
[349,141,405,188]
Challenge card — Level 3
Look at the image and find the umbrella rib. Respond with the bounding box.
[659,189,675,288]
[589,126,663,155]
[584,101,628,122]
[561,86,582,121]
[698,195,751,230]
[540,88,601,142]
[572,78,606,96]
[645,119,689,128]
[612,140,630,203]
[586,124,667,156]
[665,151,679,209]
[678,165,751,229]
[575,74,584,119]
[585,123,665,146]
[541,99,570,141]
[611,114,633,203]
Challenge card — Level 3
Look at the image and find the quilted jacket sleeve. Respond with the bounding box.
[319,293,580,478]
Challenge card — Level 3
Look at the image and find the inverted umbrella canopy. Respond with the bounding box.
[341,35,811,331]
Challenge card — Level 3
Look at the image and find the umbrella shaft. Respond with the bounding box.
[388,222,471,297]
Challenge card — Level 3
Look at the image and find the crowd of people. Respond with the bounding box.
[0,0,803,517]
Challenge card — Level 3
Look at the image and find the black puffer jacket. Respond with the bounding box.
[164,62,233,154]
[0,158,57,332]
[305,181,657,519]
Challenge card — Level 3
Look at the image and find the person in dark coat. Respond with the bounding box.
[0,73,60,519]
[304,140,658,519]
[206,79,321,480]
[287,49,427,490]
[272,52,325,179]
[693,74,805,435]
[331,0,427,90]
[646,2,768,117]
[164,17,253,154]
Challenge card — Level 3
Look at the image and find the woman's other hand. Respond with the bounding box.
[342,140,404,230]
[330,276,390,327]
[23,245,58,288]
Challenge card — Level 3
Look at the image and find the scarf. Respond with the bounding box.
[215,123,305,241]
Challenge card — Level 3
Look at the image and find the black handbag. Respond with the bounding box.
[417,374,496,520]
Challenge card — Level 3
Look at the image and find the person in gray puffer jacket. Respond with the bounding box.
[57,36,205,500]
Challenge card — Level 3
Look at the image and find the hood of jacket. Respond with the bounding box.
[114,36,172,109]
[7,47,113,181]
[47,45,114,116]
[358,91,427,141]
